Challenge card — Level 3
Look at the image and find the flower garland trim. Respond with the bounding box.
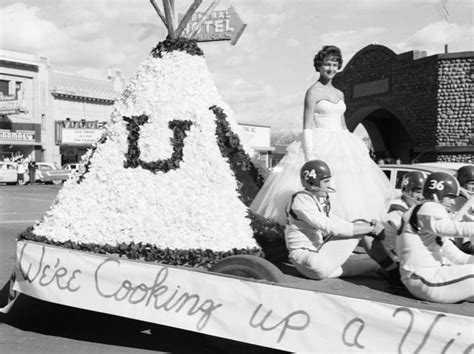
[18,227,262,269]
[210,105,288,263]
[150,37,204,58]
[211,105,264,206]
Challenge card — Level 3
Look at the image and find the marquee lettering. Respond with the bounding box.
[62,120,106,130]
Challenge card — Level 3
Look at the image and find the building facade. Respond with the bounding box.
[333,44,473,163]
[238,122,274,168]
[0,50,46,161]
[48,71,123,165]
[1,49,274,168]
[0,49,123,166]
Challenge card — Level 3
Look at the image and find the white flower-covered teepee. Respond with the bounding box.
[31,2,260,252]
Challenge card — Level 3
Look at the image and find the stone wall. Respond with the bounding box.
[334,46,439,148]
[436,58,472,147]
[437,152,472,163]
[334,45,473,163]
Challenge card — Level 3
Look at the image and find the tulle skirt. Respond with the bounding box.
[250,128,393,225]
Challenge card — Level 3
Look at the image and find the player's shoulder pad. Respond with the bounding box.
[293,190,313,198]
[418,201,448,218]
[291,190,316,204]
[388,199,408,213]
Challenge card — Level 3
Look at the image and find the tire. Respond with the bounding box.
[209,255,284,283]
[52,179,63,185]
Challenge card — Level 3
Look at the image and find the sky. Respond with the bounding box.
[0,0,472,133]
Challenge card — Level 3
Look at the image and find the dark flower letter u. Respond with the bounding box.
[123,115,193,173]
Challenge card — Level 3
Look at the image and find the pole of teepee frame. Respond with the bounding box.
[175,0,203,37]
[149,0,205,40]
[169,0,175,21]
[162,0,176,38]
[149,0,168,28]
[188,0,219,39]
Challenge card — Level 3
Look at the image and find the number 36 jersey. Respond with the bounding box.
[396,201,474,275]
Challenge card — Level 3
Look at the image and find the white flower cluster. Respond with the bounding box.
[34,51,257,251]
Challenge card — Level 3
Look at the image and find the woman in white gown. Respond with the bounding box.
[251,45,393,225]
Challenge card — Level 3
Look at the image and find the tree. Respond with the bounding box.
[271,130,299,146]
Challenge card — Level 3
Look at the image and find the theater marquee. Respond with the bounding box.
[55,119,106,145]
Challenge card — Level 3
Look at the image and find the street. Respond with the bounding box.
[0,185,278,354]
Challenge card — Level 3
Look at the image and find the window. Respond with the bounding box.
[15,81,22,99]
[383,169,391,180]
[0,80,9,96]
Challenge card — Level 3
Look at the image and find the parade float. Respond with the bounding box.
[1,1,473,352]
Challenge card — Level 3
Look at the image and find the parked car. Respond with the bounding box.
[62,162,86,174]
[380,163,458,195]
[35,162,71,185]
[0,161,30,185]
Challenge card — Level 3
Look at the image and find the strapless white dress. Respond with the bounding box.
[250,99,393,225]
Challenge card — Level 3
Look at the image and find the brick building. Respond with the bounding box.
[0,49,124,165]
[334,44,473,163]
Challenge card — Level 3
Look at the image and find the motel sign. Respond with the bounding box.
[179,6,246,45]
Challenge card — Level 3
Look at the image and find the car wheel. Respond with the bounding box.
[209,255,284,283]
[52,179,63,185]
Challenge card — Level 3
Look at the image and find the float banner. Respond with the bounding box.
[13,241,474,353]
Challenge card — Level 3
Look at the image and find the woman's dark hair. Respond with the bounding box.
[313,46,343,71]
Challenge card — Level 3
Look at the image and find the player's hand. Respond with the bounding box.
[373,220,385,237]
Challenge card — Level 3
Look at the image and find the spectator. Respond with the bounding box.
[384,152,395,164]
[17,162,26,185]
[28,161,36,185]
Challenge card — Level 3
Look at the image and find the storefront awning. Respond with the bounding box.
[0,141,43,146]
[253,146,275,152]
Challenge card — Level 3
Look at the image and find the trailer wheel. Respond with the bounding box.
[209,255,284,283]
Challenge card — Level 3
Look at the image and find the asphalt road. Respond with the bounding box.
[0,184,282,354]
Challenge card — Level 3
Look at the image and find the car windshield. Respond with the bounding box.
[63,164,81,169]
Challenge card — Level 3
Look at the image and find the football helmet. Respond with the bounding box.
[422,172,460,201]
[300,159,332,190]
[401,171,426,194]
[457,165,474,187]
[401,171,425,203]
